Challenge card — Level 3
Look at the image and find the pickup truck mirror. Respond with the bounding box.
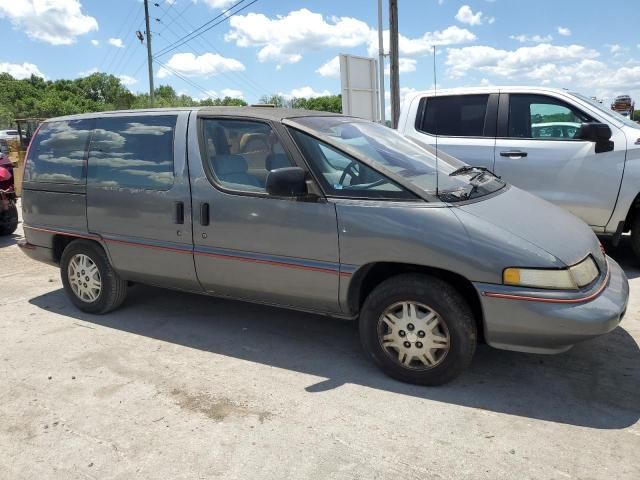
[265,167,308,197]
[578,122,614,153]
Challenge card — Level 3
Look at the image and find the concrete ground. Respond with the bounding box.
[1,212,639,480]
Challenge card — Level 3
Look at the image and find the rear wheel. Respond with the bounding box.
[359,274,477,386]
[60,240,127,314]
[0,203,18,236]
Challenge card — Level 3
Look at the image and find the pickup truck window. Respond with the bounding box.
[508,94,591,140]
[418,94,489,137]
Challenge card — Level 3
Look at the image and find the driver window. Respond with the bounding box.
[202,119,294,193]
[291,130,416,200]
[508,94,591,140]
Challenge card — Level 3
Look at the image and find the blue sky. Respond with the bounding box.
[2,0,640,110]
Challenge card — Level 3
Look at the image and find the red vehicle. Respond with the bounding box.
[0,139,18,235]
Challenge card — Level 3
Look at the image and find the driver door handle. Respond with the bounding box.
[500,150,528,158]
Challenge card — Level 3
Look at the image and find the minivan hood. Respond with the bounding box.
[456,186,601,267]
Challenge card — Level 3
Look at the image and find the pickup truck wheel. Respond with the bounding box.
[0,203,18,236]
[631,213,640,263]
[60,240,127,314]
[359,274,477,386]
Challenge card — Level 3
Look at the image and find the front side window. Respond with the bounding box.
[508,94,591,140]
[291,130,416,199]
[25,119,93,184]
[420,94,489,137]
[88,115,176,190]
[201,118,294,193]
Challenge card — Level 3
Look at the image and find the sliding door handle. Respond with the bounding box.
[200,202,210,226]
[500,150,528,158]
[174,201,184,224]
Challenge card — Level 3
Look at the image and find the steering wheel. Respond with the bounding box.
[338,160,360,186]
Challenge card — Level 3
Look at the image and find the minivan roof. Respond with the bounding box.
[43,107,342,123]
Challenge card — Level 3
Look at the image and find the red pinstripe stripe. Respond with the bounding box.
[482,262,610,304]
[24,225,344,276]
[105,237,192,254]
[195,250,338,275]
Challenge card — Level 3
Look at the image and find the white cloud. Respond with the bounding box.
[510,34,553,43]
[0,0,98,45]
[455,5,489,26]
[157,52,245,78]
[78,67,98,77]
[204,0,236,8]
[227,8,475,65]
[108,37,124,48]
[557,26,571,36]
[368,25,476,57]
[198,90,218,100]
[221,88,243,98]
[446,43,600,79]
[90,39,99,46]
[283,86,332,99]
[609,44,622,54]
[118,74,137,86]
[316,56,340,77]
[226,9,371,65]
[0,61,45,79]
[385,58,417,75]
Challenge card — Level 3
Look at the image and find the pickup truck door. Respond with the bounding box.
[493,93,626,228]
[403,93,498,170]
[187,114,341,313]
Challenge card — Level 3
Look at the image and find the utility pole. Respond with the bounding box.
[377,0,386,124]
[143,0,155,106]
[389,0,400,128]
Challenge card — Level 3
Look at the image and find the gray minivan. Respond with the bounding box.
[19,107,629,385]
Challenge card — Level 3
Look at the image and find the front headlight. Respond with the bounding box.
[503,256,599,290]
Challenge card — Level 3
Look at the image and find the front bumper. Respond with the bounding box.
[473,256,629,354]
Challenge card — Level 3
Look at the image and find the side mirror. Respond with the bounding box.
[265,167,307,197]
[578,122,614,153]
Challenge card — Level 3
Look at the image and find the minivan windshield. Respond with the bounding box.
[291,116,505,202]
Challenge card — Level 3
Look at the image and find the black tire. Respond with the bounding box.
[60,240,127,314]
[631,213,640,264]
[359,274,477,386]
[0,203,18,236]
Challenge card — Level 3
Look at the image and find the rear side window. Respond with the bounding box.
[419,95,489,137]
[25,120,93,184]
[88,116,176,190]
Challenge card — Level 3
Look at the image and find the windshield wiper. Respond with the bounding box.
[448,166,499,178]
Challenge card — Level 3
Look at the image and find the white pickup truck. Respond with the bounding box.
[398,86,640,261]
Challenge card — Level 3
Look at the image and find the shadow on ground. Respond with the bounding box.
[0,232,20,248]
[30,277,640,430]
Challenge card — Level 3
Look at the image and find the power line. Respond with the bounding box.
[155,2,266,98]
[101,2,144,74]
[153,59,214,98]
[154,0,257,58]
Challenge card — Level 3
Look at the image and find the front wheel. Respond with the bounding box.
[359,274,477,386]
[60,240,128,314]
[0,203,18,236]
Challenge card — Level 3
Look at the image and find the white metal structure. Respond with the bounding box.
[340,54,380,122]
